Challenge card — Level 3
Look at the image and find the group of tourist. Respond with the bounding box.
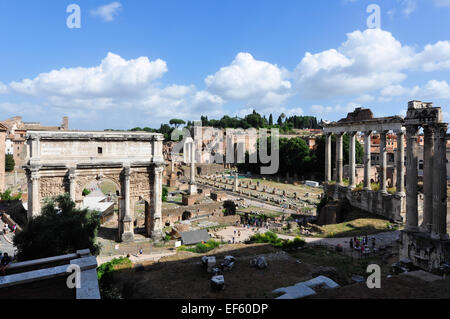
[2,223,16,234]
[349,235,377,253]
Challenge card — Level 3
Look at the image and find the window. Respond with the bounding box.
[98,147,103,154]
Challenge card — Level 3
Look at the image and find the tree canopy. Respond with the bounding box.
[13,193,100,261]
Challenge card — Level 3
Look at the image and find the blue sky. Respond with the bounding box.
[0,0,449,130]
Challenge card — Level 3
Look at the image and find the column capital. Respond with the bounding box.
[364,130,372,136]
[123,166,131,177]
[434,123,448,139]
[405,125,420,136]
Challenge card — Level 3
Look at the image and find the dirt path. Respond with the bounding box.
[211,226,400,248]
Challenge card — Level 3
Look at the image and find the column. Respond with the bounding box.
[325,133,332,182]
[380,131,388,194]
[26,170,33,221]
[349,131,356,188]
[405,125,419,232]
[421,125,435,232]
[69,168,76,202]
[364,131,372,190]
[31,169,40,219]
[151,165,164,240]
[395,129,406,196]
[431,123,448,239]
[336,133,344,185]
[121,166,134,242]
[189,141,197,195]
[233,172,239,192]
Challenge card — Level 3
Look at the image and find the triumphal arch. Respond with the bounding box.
[23,130,165,242]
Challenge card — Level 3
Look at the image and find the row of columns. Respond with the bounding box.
[325,130,405,196]
[405,123,448,239]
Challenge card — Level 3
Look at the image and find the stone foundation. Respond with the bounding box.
[399,230,450,272]
[325,183,405,222]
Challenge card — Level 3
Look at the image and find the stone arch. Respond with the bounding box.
[182,211,192,221]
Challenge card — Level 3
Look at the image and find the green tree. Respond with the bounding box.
[269,114,273,126]
[5,154,14,172]
[223,200,236,216]
[162,186,168,202]
[13,193,100,261]
[169,119,186,129]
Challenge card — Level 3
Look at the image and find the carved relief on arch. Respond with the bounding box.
[130,170,153,199]
[39,176,68,202]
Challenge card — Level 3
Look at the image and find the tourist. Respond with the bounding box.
[0,253,11,276]
[349,238,353,249]
[372,238,376,250]
[232,236,235,244]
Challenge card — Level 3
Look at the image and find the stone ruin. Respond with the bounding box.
[324,101,449,272]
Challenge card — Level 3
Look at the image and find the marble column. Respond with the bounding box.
[31,169,40,219]
[349,131,356,189]
[364,131,372,190]
[422,125,435,232]
[405,125,419,232]
[68,168,76,202]
[380,131,388,194]
[151,165,164,240]
[189,141,197,195]
[233,172,239,192]
[325,133,332,182]
[431,123,448,239]
[336,133,344,185]
[121,166,134,242]
[26,170,32,221]
[395,129,406,196]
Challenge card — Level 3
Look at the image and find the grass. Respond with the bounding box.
[246,231,306,250]
[312,218,399,238]
[97,257,132,281]
[177,240,223,253]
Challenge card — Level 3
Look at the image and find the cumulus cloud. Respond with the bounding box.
[294,29,413,99]
[10,52,167,98]
[381,80,450,100]
[413,41,450,71]
[0,82,8,94]
[310,103,359,117]
[5,52,226,127]
[205,52,291,106]
[91,2,122,22]
[293,29,450,100]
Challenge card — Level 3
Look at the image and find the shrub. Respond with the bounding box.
[162,186,168,202]
[82,188,91,196]
[5,154,14,172]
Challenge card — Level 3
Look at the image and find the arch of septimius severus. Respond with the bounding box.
[23,130,165,242]
[323,100,449,271]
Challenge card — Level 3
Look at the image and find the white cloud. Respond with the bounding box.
[205,52,291,106]
[294,29,413,99]
[413,41,450,71]
[434,0,450,7]
[91,2,122,22]
[6,52,226,127]
[399,0,417,16]
[293,29,450,100]
[310,103,358,117]
[10,52,167,98]
[0,82,8,94]
[381,80,450,100]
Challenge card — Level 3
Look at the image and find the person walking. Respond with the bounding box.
[0,253,12,276]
